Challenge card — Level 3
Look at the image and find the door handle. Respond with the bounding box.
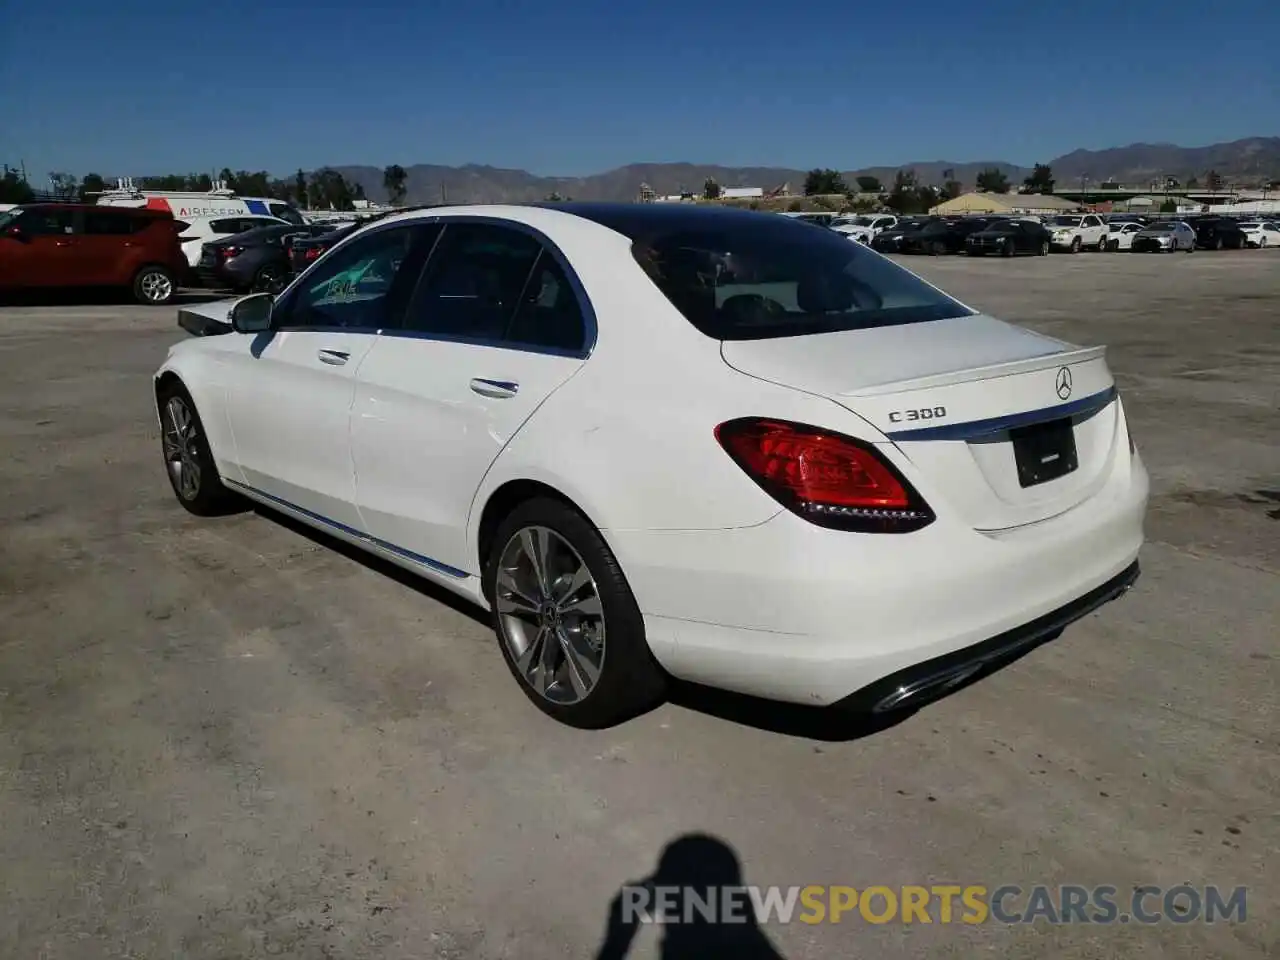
[469,378,519,399]
[317,349,350,365]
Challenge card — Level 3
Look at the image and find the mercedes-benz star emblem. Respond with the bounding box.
[1055,366,1073,400]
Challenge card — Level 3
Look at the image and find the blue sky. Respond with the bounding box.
[2,0,1277,179]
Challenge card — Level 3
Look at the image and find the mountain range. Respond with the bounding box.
[327,137,1280,204]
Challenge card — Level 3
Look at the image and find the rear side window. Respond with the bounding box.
[632,221,974,341]
[209,218,243,235]
[84,211,154,235]
[403,223,542,341]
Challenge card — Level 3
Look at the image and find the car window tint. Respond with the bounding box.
[403,223,541,340]
[84,211,146,235]
[209,218,242,234]
[633,220,972,341]
[283,226,422,330]
[22,210,76,235]
[504,254,587,353]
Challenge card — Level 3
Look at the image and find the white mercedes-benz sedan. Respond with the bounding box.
[155,203,1148,728]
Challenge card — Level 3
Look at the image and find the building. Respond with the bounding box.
[929,192,1081,216]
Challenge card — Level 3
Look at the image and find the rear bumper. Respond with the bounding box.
[610,446,1148,708]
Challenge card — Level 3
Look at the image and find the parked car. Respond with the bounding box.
[1191,218,1248,250]
[870,217,935,252]
[1237,221,1280,248]
[1101,222,1145,251]
[965,219,1053,257]
[0,203,185,303]
[1045,214,1108,252]
[900,217,1008,255]
[1132,221,1197,253]
[779,212,839,228]
[831,214,898,244]
[176,214,290,270]
[155,203,1146,728]
[288,223,361,274]
[197,223,336,293]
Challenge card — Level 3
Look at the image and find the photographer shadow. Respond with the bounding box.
[595,833,787,960]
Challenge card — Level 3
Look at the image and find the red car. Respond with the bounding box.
[0,203,186,304]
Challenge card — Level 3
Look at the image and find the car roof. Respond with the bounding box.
[20,202,171,217]
[515,201,830,240]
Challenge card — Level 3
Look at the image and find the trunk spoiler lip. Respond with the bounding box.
[840,344,1107,398]
[886,384,1117,442]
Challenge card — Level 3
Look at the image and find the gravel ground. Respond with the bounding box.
[1,251,1277,959]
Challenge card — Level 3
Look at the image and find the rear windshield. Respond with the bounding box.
[631,221,974,341]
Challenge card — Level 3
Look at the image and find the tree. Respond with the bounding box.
[702,177,721,200]
[307,168,357,210]
[47,172,79,199]
[885,169,927,214]
[1021,163,1054,194]
[941,180,962,200]
[294,169,308,207]
[1205,170,1225,192]
[976,167,1010,193]
[804,168,847,196]
[217,168,236,190]
[1185,177,1200,189]
[0,166,34,204]
[383,164,408,206]
[854,175,882,193]
[79,172,106,201]
[1159,199,1177,213]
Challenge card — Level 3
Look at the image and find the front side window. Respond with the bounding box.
[632,219,974,341]
[21,209,76,235]
[278,225,425,330]
[268,202,305,225]
[1050,216,1082,226]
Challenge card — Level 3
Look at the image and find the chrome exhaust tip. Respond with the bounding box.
[871,662,986,714]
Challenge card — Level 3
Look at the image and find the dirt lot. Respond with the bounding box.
[1,252,1277,959]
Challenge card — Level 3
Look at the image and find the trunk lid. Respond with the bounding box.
[721,314,1121,530]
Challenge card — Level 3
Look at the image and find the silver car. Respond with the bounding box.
[1132,221,1196,253]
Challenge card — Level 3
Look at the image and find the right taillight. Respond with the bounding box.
[305,246,322,261]
[715,417,935,533]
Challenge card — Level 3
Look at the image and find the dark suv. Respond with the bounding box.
[1192,218,1248,250]
[0,204,186,303]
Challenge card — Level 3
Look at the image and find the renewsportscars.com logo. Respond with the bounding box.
[619,884,1248,926]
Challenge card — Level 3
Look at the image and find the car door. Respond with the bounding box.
[351,218,592,577]
[221,223,432,530]
[7,208,89,286]
[80,209,143,284]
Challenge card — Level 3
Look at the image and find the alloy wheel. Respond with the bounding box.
[162,396,202,501]
[140,270,173,303]
[255,266,286,294]
[494,525,605,704]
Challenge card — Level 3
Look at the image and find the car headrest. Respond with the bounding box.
[796,273,857,313]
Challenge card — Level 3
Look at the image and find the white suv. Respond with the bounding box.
[1046,214,1108,252]
[831,215,898,243]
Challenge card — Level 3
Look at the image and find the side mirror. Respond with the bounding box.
[229,293,274,334]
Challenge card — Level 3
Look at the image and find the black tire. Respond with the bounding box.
[1001,238,1015,258]
[1039,240,1050,256]
[252,263,288,294]
[133,265,175,305]
[483,497,666,728]
[1070,236,1081,254]
[157,381,240,516]
[1215,237,1224,250]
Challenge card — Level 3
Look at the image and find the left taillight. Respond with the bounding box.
[219,245,243,259]
[715,417,935,533]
